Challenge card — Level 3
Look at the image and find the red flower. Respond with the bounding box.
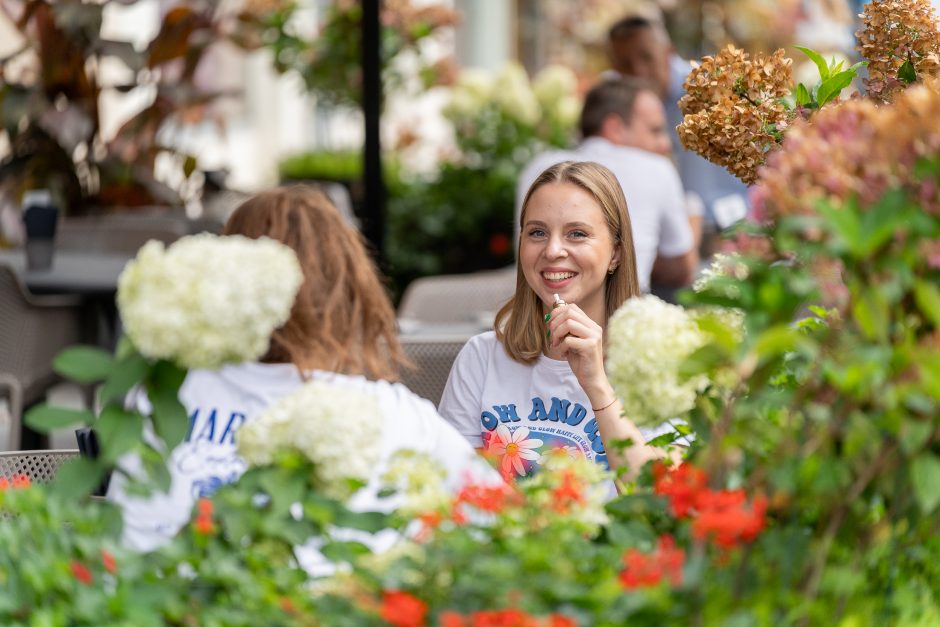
[279,596,296,614]
[469,609,538,627]
[653,463,708,518]
[194,497,217,535]
[380,590,428,627]
[551,470,585,514]
[197,497,213,516]
[455,483,520,513]
[194,514,215,535]
[70,560,93,585]
[692,492,767,548]
[548,614,578,627]
[619,535,685,589]
[439,611,467,627]
[0,475,31,491]
[488,232,511,258]
[101,549,117,574]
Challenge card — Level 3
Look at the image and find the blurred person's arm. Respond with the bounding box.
[651,168,699,287]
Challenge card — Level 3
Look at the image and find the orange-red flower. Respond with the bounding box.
[380,590,428,627]
[653,463,708,518]
[550,469,585,514]
[692,493,768,548]
[0,474,31,491]
[468,608,539,626]
[100,549,117,574]
[197,497,214,516]
[619,534,685,589]
[439,611,467,627]
[194,497,216,535]
[70,560,93,585]
[547,614,578,627]
[455,482,521,513]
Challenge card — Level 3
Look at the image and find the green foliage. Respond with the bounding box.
[793,46,867,109]
[0,1,271,213]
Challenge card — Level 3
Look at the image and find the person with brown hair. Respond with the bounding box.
[440,162,671,486]
[110,185,493,553]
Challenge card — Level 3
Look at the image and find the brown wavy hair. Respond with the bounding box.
[495,161,640,364]
[223,185,408,380]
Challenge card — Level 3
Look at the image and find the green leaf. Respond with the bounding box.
[332,510,389,533]
[100,350,150,406]
[816,70,855,106]
[898,60,917,84]
[795,46,830,81]
[150,387,189,450]
[53,345,114,383]
[900,419,933,455]
[914,280,940,328]
[95,406,144,462]
[910,453,940,514]
[148,360,190,449]
[24,405,94,433]
[817,200,862,254]
[51,457,106,500]
[320,540,371,564]
[852,286,889,342]
[795,82,812,107]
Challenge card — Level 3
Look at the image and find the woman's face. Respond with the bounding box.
[520,181,621,321]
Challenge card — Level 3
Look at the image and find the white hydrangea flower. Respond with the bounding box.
[532,64,578,109]
[692,252,750,296]
[117,234,302,370]
[606,295,710,427]
[493,62,541,127]
[444,68,494,119]
[237,381,381,500]
[381,450,450,516]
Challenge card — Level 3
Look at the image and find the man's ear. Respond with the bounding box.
[599,114,627,144]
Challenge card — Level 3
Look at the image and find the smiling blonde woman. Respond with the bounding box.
[439,161,673,485]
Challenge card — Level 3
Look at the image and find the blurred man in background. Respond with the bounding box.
[607,15,749,239]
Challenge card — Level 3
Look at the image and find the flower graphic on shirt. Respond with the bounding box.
[490,425,543,478]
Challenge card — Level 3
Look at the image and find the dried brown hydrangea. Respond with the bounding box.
[857,0,940,102]
[752,77,940,224]
[677,45,794,184]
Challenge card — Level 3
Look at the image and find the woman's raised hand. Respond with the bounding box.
[547,303,612,402]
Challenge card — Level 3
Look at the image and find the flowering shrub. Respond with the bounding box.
[606,295,710,427]
[238,381,381,499]
[118,234,303,370]
[677,45,795,184]
[387,62,579,283]
[857,0,940,101]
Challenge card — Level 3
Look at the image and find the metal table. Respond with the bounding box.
[0,249,133,295]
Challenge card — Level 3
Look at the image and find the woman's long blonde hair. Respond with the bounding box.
[495,161,640,364]
[224,185,408,380]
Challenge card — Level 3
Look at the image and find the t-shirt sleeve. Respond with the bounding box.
[437,335,488,448]
[656,163,695,258]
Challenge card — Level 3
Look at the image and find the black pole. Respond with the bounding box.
[361,0,384,262]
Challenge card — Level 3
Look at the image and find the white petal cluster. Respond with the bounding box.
[692,252,750,297]
[606,295,710,427]
[237,381,381,500]
[117,234,303,370]
[444,68,494,118]
[381,450,450,516]
[493,62,541,127]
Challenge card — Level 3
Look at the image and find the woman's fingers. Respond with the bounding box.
[550,317,599,348]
